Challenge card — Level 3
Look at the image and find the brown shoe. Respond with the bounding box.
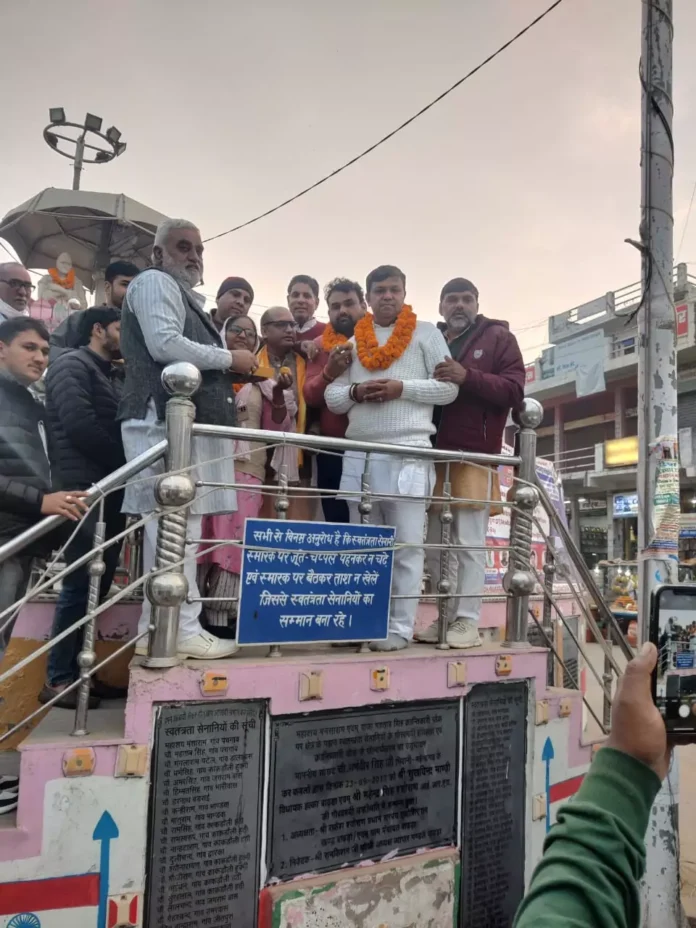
[38,685,100,711]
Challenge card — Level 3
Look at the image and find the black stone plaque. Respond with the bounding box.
[146,701,265,928]
[268,701,459,879]
[460,682,527,928]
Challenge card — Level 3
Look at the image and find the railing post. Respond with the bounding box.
[143,363,200,669]
[358,453,372,525]
[72,497,106,737]
[503,398,543,649]
[268,463,289,658]
[436,462,453,650]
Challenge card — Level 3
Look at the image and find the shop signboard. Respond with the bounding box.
[613,493,639,518]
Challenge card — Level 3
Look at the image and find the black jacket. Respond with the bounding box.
[46,347,125,490]
[0,372,52,544]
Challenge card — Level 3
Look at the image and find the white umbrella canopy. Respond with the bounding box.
[0,187,168,287]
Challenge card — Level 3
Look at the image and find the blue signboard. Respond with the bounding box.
[676,651,695,669]
[237,519,395,645]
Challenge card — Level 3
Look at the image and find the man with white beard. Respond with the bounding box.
[119,218,258,659]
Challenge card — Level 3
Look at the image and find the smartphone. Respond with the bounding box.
[651,584,696,734]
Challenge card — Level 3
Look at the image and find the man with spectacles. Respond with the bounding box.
[0,262,33,321]
[257,306,311,518]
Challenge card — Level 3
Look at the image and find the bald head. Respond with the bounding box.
[260,305,297,354]
[0,262,32,312]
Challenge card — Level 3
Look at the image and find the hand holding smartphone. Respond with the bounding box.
[650,584,696,738]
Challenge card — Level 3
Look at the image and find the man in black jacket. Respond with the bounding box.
[49,260,139,362]
[0,318,88,664]
[42,308,126,708]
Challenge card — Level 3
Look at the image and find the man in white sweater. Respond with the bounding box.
[325,265,457,651]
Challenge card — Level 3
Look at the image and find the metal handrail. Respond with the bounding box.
[191,422,521,468]
[0,440,168,565]
[533,475,634,662]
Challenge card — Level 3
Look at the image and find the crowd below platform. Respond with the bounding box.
[0,216,525,720]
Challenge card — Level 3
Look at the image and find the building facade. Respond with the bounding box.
[525,263,696,570]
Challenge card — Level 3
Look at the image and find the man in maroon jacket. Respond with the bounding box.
[416,278,525,649]
[303,278,366,522]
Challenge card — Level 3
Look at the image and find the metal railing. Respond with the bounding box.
[0,362,634,742]
[541,446,596,476]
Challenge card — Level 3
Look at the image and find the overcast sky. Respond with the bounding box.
[1,0,695,360]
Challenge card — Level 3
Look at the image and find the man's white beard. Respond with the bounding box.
[164,261,201,289]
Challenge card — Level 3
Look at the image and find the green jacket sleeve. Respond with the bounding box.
[514,748,662,928]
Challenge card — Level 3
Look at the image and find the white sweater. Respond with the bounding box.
[325,319,457,447]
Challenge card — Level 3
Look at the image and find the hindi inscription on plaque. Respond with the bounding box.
[146,701,265,928]
[268,701,459,879]
[461,682,527,928]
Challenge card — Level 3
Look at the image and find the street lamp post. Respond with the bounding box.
[43,109,127,190]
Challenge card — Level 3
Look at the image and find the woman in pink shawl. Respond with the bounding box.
[199,315,295,635]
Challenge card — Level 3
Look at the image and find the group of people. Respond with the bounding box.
[0,215,528,685]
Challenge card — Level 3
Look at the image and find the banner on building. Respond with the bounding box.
[539,330,607,397]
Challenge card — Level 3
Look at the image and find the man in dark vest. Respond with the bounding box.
[119,218,258,660]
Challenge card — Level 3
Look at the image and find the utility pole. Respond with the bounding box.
[636,2,684,925]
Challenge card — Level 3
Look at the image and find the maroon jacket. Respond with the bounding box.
[435,315,525,455]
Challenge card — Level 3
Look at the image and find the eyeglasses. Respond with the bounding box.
[0,279,33,292]
[227,324,256,336]
[265,321,298,331]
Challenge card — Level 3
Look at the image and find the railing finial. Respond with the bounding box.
[162,362,202,398]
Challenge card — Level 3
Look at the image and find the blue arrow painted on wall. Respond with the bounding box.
[93,811,119,928]
[542,736,555,833]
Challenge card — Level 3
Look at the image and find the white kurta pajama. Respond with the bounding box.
[120,272,237,641]
[326,319,457,641]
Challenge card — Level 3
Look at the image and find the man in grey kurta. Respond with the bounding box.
[119,218,258,660]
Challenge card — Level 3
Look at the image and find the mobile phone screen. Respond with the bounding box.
[654,586,696,732]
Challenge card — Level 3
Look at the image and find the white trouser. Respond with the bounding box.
[425,505,489,624]
[139,515,204,642]
[349,498,427,641]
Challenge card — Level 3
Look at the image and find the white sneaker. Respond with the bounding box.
[369,633,409,652]
[414,620,440,644]
[134,631,239,660]
[447,618,482,649]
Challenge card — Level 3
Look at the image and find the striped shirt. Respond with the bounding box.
[120,271,237,515]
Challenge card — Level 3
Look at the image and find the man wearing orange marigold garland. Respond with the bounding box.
[304,278,367,523]
[325,266,457,651]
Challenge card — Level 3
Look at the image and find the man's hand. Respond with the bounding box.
[229,350,258,375]
[434,357,467,385]
[300,340,320,361]
[276,368,294,390]
[363,379,403,403]
[607,642,670,780]
[324,345,353,381]
[41,491,90,522]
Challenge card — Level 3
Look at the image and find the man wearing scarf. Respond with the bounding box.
[417,277,525,649]
[304,278,366,523]
[0,262,32,321]
[257,306,311,518]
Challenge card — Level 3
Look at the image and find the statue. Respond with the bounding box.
[32,252,87,332]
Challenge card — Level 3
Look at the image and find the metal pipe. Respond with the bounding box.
[358,453,372,525]
[533,476,634,662]
[192,422,521,468]
[436,462,452,650]
[527,609,608,736]
[72,499,106,737]
[503,399,543,648]
[145,366,199,668]
[268,463,290,658]
[0,440,167,564]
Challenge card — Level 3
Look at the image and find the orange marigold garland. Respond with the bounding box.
[321,325,348,351]
[48,267,76,290]
[354,304,417,371]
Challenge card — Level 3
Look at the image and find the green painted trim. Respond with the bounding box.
[311,882,336,896]
[273,890,305,928]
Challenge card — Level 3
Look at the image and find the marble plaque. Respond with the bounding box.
[268,701,459,879]
[460,682,527,927]
[146,701,264,928]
